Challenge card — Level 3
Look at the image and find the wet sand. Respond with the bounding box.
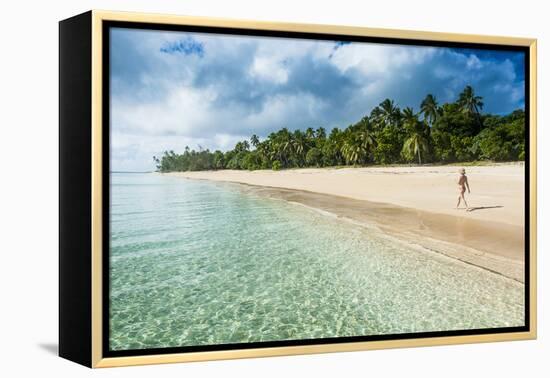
[240,185,524,282]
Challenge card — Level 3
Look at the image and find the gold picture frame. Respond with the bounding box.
[59,9,537,368]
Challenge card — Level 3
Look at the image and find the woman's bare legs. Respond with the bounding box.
[456,191,469,209]
[461,192,469,209]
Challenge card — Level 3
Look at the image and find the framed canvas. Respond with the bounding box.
[59,10,537,368]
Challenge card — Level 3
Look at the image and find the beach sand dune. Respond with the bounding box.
[168,163,525,282]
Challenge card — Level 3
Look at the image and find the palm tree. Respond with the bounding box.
[341,130,376,165]
[402,107,417,129]
[315,127,327,140]
[353,116,372,132]
[420,94,439,126]
[291,130,308,165]
[234,141,249,153]
[250,134,260,148]
[458,85,484,131]
[400,108,429,164]
[357,129,376,151]
[341,136,366,165]
[402,132,429,165]
[270,128,293,167]
[326,127,345,165]
[371,99,401,129]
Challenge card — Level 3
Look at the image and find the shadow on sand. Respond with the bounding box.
[466,205,504,212]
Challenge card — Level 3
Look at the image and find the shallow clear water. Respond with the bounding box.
[109,173,524,351]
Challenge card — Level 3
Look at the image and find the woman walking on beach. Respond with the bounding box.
[456,168,470,209]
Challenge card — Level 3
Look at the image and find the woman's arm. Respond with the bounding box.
[465,177,471,193]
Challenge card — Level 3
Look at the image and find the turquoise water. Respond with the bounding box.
[109,173,524,351]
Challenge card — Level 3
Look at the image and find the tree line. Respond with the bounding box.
[154,85,525,172]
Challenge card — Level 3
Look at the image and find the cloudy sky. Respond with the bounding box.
[110,27,525,172]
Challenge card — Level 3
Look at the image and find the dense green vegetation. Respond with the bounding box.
[154,86,525,172]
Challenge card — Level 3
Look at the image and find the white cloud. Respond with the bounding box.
[493,81,524,103]
[250,56,289,84]
[466,54,483,69]
[329,43,436,76]
[244,92,329,129]
[112,85,219,136]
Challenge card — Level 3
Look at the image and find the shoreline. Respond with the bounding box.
[165,165,525,282]
[167,164,524,226]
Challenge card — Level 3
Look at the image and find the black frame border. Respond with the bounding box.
[101,20,531,359]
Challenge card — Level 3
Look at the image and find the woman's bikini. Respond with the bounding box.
[457,175,467,194]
